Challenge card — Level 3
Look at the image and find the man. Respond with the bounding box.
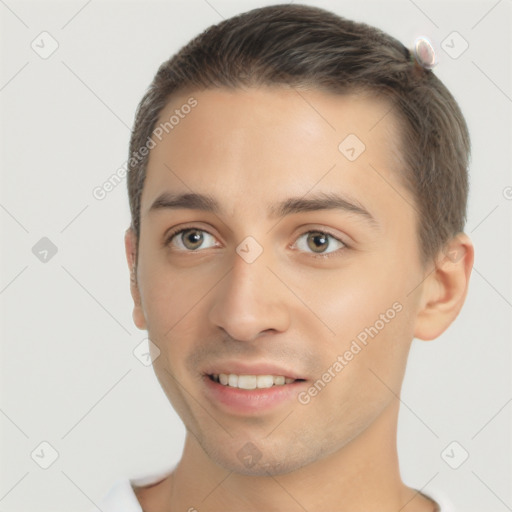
[100,4,474,511]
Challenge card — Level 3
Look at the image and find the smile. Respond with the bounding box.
[203,372,308,414]
[208,373,299,389]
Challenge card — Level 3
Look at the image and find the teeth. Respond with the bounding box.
[238,375,257,389]
[212,373,297,389]
[274,376,285,386]
[257,375,274,388]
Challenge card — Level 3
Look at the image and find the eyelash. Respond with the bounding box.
[163,226,349,259]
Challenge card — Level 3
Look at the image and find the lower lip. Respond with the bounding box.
[202,375,307,415]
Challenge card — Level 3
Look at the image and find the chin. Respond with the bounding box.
[199,436,324,477]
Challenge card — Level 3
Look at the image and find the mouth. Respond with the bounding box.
[207,373,306,390]
[202,371,308,414]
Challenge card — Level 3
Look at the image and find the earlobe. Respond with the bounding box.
[413,233,474,341]
[124,227,147,330]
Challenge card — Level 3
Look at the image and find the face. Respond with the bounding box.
[127,87,429,476]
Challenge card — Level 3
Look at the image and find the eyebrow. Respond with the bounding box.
[148,191,378,227]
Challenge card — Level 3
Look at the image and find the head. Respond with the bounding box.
[124,4,473,475]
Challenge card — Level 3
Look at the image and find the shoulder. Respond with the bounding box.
[418,488,455,512]
[133,474,174,512]
[94,467,175,512]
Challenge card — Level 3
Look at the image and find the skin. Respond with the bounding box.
[124,87,474,512]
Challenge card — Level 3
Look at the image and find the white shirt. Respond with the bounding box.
[94,468,454,512]
[93,467,175,512]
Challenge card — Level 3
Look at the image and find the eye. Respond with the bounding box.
[165,228,219,251]
[164,226,347,257]
[292,230,346,257]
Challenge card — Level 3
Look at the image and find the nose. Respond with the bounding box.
[207,247,291,342]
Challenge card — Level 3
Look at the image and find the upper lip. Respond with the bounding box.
[203,361,306,380]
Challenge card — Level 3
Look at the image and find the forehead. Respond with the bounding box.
[141,87,409,224]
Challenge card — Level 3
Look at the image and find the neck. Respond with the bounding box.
[163,401,434,512]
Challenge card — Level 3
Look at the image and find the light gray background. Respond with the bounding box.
[0,0,511,511]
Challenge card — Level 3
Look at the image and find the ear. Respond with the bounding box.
[414,233,474,341]
[124,227,147,330]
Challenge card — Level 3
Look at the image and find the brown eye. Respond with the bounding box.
[307,231,329,253]
[180,229,204,250]
[294,230,345,256]
[166,228,218,251]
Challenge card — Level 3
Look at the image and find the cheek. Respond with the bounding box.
[310,261,407,336]
[306,302,412,431]
[304,256,416,388]
[136,239,209,325]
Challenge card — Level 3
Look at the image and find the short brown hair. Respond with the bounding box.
[127,3,470,266]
